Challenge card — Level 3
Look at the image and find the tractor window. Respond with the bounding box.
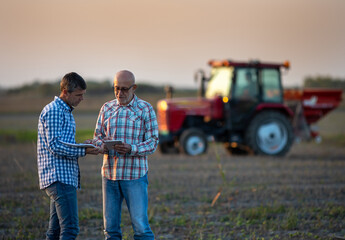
[261,69,283,102]
[233,68,258,100]
[205,67,232,98]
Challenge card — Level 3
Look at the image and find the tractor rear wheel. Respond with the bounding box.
[245,111,294,156]
[180,128,208,156]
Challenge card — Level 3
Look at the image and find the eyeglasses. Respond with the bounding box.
[113,84,134,93]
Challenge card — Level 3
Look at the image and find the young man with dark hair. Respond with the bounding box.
[37,72,100,240]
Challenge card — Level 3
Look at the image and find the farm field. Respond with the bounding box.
[0,92,344,239]
[0,141,345,239]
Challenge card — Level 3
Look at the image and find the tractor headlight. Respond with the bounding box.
[158,100,168,111]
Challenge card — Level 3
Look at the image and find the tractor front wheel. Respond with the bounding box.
[180,128,208,156]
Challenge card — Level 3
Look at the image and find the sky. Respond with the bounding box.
[1,0,345,89]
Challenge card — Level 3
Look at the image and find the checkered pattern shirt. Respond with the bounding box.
[37,97,86,189]
[93,95,159,180]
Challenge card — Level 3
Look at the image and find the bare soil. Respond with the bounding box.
[0,141,344,239]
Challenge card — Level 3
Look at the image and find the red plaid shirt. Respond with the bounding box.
[93,95,159,180]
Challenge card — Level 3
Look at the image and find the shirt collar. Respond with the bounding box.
[116,95,137,108]
[55,96,74,112]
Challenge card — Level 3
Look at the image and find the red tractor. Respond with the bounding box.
[157,59,342,156]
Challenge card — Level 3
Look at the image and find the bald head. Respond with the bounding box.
[113,70,137,106]
[114,70,135,86]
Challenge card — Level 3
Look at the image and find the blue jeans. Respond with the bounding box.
[44,181,79,240]
[102,174,154,240]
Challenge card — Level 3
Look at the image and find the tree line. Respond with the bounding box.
[3,79,167,97]
[2,75,344,97]
[303,76,345,90]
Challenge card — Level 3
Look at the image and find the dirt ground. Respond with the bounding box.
[0,142,344,239]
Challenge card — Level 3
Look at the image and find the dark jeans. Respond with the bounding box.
[44,181,79,240]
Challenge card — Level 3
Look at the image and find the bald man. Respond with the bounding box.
[93,70,159,240]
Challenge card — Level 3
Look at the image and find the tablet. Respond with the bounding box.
[104,140,123,149]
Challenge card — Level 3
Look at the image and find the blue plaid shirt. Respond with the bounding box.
[37,96,86,189]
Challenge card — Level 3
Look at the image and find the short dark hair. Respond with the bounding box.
[60,72,87,92]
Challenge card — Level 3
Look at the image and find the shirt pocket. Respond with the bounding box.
[61,112,76,142]
[128,113,144,142]
[129,113,141,122]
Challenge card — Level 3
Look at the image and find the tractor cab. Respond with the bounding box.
[203,60,290,133]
